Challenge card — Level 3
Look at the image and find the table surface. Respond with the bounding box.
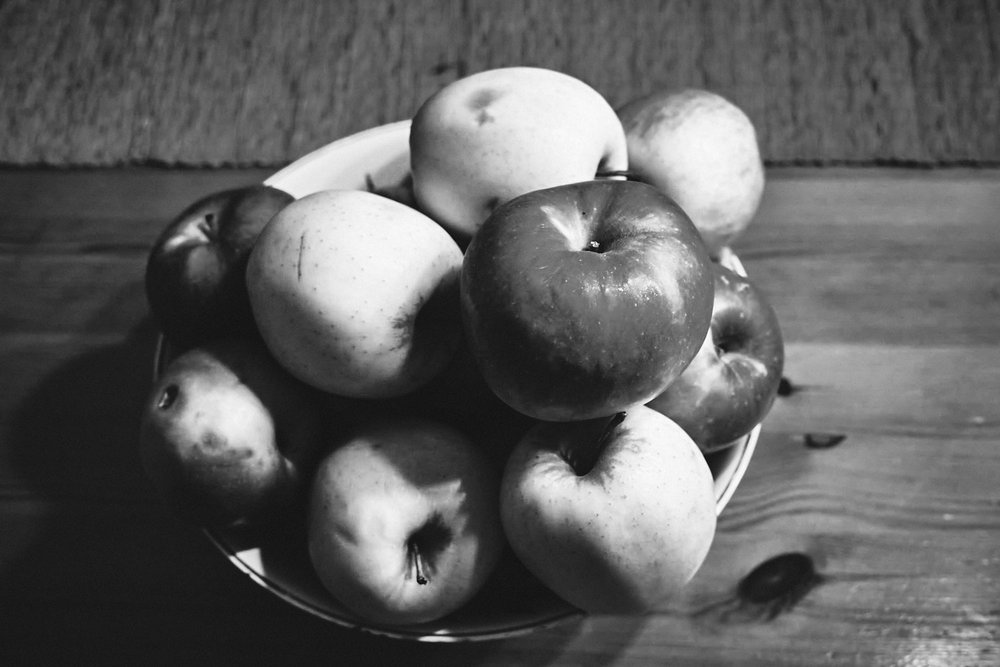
[1,166,998,666]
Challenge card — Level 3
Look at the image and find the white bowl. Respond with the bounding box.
[154,120,759,642]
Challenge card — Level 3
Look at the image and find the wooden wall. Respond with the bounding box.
[1,0,997,166]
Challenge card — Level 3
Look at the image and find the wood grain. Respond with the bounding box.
[1,0,998,166]
[1,167,999,665]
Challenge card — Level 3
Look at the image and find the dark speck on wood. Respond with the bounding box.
[777,376,797,396]
[804,432,847,449]
[691,551,825,623]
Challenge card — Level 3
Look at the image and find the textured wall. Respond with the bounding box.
[1,0,997,166]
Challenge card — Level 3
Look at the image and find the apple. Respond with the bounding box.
[139,338,326,527]
[409,66,628,244]
[647,263,784,453]
[460,178,715,421]
[307,415,504,626]
[500,405,717,613]
[145,185,294,348]
[617,88,764,256]
[246,189,464,398]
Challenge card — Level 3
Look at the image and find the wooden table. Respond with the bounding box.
[1,166,998,665]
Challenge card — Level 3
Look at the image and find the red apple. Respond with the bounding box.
[139,338,326,527]
[145,185,293,348]
[460,179,714,421]
[647,264,784,452]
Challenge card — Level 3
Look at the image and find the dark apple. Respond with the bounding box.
[145,184,294,349]
[382,328,538,467]
[139,338,326,527]
[460,179,714,421]
[647,264,784,452]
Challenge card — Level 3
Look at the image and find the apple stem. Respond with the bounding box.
[409,542,429,585]
[599,411,627,447]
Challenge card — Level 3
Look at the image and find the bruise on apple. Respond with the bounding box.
[141,338,328,528]
[467,88,501,125]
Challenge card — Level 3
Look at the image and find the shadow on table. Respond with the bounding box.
[0,309,648,665]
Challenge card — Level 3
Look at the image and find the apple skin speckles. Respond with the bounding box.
[500,406,716,613]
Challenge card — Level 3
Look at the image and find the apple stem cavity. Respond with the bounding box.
[569,411,627,476]
[157,384,179,410]
[713,323,745,356]
[405,515,451,586]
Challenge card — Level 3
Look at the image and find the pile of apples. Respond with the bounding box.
[140,67,784,626]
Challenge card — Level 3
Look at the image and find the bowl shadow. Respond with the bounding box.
[0,309,593,664]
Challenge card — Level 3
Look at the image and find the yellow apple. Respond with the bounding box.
[246,189,464,398]
[618,88,765,256]
[308,414,504,625]
[410,66,628,244]
[499,406,717,613]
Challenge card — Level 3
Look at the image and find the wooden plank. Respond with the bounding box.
[3,167,1000,346]
[735,168,1000,346]
[769,343,1000,437]
[2,333,998,489]
[0,167,272,244]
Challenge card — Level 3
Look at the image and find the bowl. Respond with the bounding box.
[153,120,759,642]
